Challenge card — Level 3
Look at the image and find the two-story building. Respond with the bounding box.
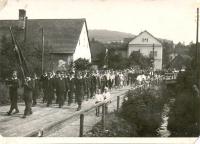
[128,30,163,70]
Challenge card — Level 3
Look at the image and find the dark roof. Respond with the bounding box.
[0,19,86,54]
[27,19,85,54]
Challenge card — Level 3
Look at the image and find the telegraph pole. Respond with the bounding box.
[195,7,200,135]
[153,43,155,77]
[196,8,199,87]
[42,28,44,74]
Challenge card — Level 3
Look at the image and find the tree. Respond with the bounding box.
[0,35,18,78]
[0,33,53,78]
[128,51,152,69]
[162,41,174,68]
[73,58,91,71]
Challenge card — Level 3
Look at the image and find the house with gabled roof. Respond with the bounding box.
[0,9,91,71]
[128,30,163,70]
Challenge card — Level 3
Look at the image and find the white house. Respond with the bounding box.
[73,22,91,62]
[0,9,92,71]
[128,31,163,70]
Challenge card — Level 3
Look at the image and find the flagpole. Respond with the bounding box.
[9,27,26,80]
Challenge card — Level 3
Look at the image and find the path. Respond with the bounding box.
[0,86,130,137]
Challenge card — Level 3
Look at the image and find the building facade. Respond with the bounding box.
[0,9,91,72]
[128,31,163,70]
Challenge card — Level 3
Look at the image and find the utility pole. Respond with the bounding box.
[195,7,200,135]
[42,28,44,74]
[152,43,155,77]
[196,8,199,87]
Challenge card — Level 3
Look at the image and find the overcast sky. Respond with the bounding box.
[0,0,198,44]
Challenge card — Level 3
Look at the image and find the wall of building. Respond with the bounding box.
[128,31,163,70]
[73,22,91,62]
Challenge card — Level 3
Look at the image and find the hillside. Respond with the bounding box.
[88,29,135,43]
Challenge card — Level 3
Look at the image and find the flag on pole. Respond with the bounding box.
[9,27,27,79]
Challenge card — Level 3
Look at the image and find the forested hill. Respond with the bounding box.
[88,29,173,44]
[88,29,135,43]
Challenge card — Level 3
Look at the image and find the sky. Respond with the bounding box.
[0,0,198,44]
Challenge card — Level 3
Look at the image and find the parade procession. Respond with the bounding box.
[0,9,165,119]
[5,65,163,118]
[0,0,199,140]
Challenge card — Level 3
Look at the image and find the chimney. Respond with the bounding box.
[19,9,26,20]
[18,9,26,30]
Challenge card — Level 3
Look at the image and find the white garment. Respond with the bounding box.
[95,94,104,102]
[106,73,110,80]
[136,75,143,82]
[110,74,115,80]
[103,92,111,102]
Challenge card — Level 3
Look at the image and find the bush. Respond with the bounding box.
[119,86,167,136]
[167,69,199,136]
[84,112,134,137]
[74,58,91,71]
[85,84,167,137]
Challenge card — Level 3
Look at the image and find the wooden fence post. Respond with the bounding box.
[102,104,105,131]
[79,114,84,137]
[117,96,120,112]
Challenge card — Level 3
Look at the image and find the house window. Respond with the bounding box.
[142,38,148,42]
[150,51,157,57]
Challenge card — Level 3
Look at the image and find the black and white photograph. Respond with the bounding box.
[0,0,198,143]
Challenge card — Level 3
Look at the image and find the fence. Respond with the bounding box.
[78,78,165,137]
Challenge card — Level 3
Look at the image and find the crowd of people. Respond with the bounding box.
[5,68,166,118]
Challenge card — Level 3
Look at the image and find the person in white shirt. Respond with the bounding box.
[103,87,111,114]
[103,87,111,102]
[95,89,104,117]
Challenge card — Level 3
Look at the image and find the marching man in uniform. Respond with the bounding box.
[23,76,34,118]
[75,71,84,111]
[7,71,20,116]
[55,71,66,108]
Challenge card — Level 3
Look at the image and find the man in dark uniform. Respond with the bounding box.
[46,72,54,107]
[68,72,75,106]
[23,76,34,118]
[90,71,97,98]
[85,72,91,101]
[41,72,48,103]
[75,71,84,111]
[32,73,40,106]
[101,72,107,93]
[53,72,59,104]
[64,72,69,102]
[54,71,66,108]
[82,71,86,100]
[7,71,20,115]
